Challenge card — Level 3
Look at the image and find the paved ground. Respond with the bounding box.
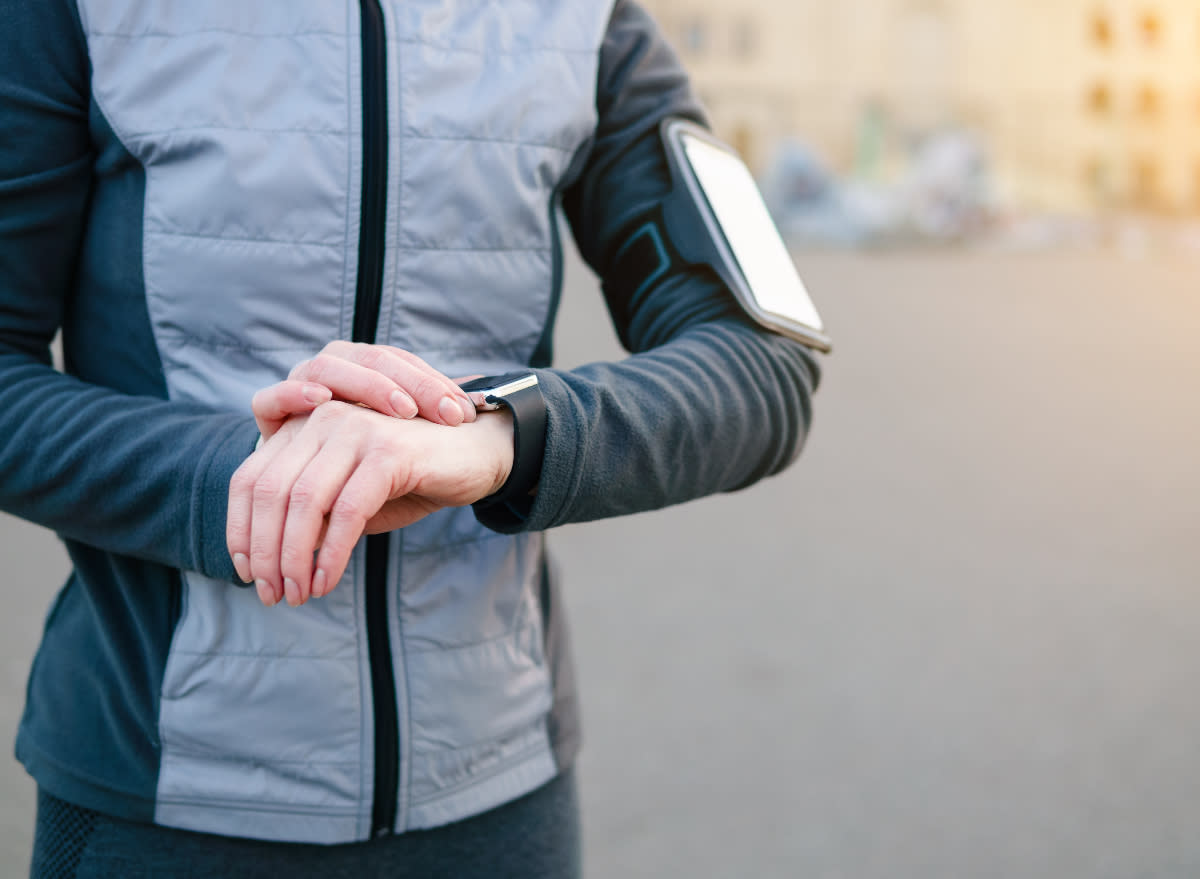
[2,248,1198,876]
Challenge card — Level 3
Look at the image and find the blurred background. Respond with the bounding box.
[3,2,1200,876]
[652,0,1200,251]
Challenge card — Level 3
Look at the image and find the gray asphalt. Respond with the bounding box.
[2,249,1198,877]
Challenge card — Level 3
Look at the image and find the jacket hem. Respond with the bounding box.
[16,733,156,825]
[406,744,559,831]
[147,744,559,844]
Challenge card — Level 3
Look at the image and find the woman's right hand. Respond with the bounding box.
[228,400,514,606]
[250,341,477,441]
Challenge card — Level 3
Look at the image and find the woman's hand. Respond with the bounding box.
[227,401,514,608]
[251,341,477,441]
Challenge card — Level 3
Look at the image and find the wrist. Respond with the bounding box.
[460,373,546,510]
[472,408,515,498]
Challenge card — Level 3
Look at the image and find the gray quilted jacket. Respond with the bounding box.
[0,0,819,843]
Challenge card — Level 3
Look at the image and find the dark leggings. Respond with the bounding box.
[31,770,580,879]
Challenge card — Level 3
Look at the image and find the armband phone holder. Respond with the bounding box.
[657,119,832,353]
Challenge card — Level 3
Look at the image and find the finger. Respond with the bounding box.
[227,430,296,597]
[376,347,478,424]
[310,462,394,599]
[290,354,419,420]
[246,433,324,607]
[278,443,359,605]
[251,381,332,440]
[337,344,476,425]
[311,342,475,426]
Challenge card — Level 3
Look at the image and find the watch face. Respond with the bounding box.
[458,373,538,410]
[458,373,532,394]
[458,376,499,394]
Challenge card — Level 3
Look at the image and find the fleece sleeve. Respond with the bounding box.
[0,0,258,580]
[476,0,821,533]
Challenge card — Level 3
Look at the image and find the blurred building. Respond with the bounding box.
[643,0,1200,214]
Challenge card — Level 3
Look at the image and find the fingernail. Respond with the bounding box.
[233,553,252,583]
[312,568,328,599]
[458,397,476,422]
[255,579,276,607]
[390,390,418,419]
[439,396,464,426]
[284,578,301,607]
[303,384,332,406]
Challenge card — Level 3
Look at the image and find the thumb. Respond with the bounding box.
[251,380,332,439]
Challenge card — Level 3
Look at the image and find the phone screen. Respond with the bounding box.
[681,133,825,334]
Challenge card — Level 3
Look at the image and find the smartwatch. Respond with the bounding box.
[459,373,546,508]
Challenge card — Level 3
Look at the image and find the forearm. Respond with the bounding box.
[538,319,815,525]
[478,296,819,535]
[0,351,257,579]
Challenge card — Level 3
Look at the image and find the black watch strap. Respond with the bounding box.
[460,373,547,509]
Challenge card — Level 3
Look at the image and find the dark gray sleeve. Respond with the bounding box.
[476,0,821,533]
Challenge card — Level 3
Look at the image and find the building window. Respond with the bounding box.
[1090,11,1113,47]
[732,17,756,60]
[1133,157,1160,205]
[680,18,707,55]
[1087,83,1112,114]
[1136,84,1161,117]
[1140,10,1161,45]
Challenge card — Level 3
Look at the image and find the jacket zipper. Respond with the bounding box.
[355,0,400,838]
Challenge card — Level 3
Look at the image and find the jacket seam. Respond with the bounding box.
[150,334,328,354]
[123,126,347,139]
[88,28,346,39]
[145,229,343,247]
[400,131,574,152]
[156,797,361,816]
[149,333,539,358]
[393,37,596,57]
[82,63,136,166]
[164,650,356,660]
[143,233,553,252]
[394,243,551,253]
[404,621,535,655]
[158,750,359,768]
